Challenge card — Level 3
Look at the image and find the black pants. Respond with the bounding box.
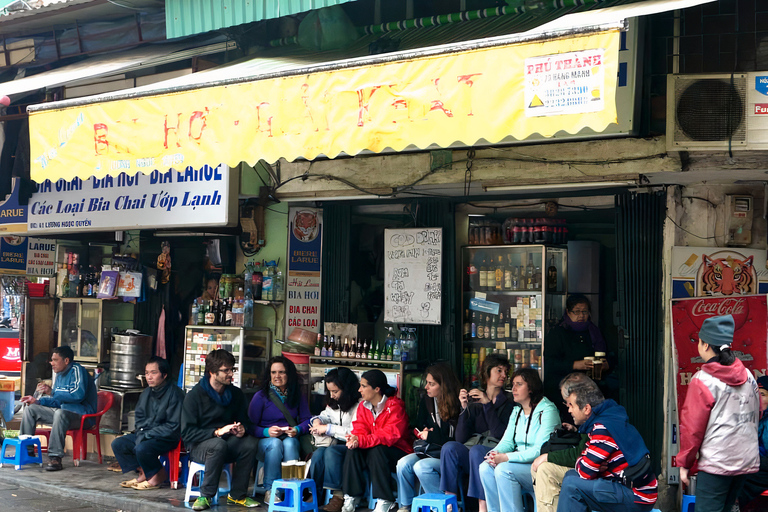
[189,435,258,500]
[342,445,407,502]
[738,462,768,507]
[695,471,747,512]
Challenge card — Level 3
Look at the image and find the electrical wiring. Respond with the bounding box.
[666,214,722,240]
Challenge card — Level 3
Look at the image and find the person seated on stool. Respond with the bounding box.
[20,345,97,471]
[111,356,184,490]
[248,355,312,505]
[309,368,362,512]
[182,349,259,511]
[396,362,461,512]
[341,369,412,512]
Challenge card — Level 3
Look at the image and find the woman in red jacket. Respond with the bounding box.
[340,369,412,512]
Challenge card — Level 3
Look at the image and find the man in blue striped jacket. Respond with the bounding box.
[20,345,97,471]
[556,373,657,512]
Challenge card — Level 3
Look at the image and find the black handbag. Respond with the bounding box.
[539,427,581,454]
[413,439,443,458]
[268,390,316,458]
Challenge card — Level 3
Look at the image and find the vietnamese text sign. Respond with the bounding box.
[524,49,606,117]
[27,166,233,233]
[29,31,620,182]
[285,208,322,333]
[26,238,56,276]
[384,228,442,325]
[671,295,768,414]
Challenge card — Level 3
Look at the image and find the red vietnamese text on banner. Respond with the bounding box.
[671,295,768,413]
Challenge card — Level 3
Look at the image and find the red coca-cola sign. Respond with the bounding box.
[672,296,767,413]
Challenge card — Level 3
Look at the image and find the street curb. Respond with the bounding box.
[2,470,184,511]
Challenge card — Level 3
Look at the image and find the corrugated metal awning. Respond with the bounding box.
[0,39,233,100]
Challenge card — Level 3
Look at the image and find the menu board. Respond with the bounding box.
[384,228,442,325]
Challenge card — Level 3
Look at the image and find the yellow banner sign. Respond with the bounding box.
[30,31,620,182]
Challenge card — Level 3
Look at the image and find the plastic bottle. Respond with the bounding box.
[398,328,408,361]
[252,262,263,301]
[244,295,253,328]
[408,328,417,361]
[274,264,284,301]
[243,264,253,299]
[262,261,275,301]
[232,298,243,327]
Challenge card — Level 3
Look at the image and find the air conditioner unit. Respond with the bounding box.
[667,73,748,151]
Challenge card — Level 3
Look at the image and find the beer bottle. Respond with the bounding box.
[490,315,497,340]
[333,336,341,358]
[341,337,349,358]
[479,257,488,290]
[373,339,380,360]
[314,333,322,356]
[477,314,486,339]
[471,311,478,339]
[547,254,558,293]
[495,256,504,291]
[504,255,513,290]
[463,309,471,340]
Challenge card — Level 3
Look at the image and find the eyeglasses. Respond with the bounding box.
[217,367,238,375]
[570,309,589,316]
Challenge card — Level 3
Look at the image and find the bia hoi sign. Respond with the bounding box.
[27,165,237,233]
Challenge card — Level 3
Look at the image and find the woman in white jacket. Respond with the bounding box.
[309,367,362,512]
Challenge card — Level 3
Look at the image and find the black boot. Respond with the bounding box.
[45,456,63,471]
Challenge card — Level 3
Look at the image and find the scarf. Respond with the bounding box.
[270,383,288,403]
[200,376,232,406]
[560,314,607,352]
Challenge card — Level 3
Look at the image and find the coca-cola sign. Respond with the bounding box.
[672,296,767,414]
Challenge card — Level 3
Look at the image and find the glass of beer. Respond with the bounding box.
[593,352,606,381]
[583,357,595,378]
[295,461,307,480]
[281,461,297,479]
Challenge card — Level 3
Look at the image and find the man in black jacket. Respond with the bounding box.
[182,349,259,511]
[111,356,184,490]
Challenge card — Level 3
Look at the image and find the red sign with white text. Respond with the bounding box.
[0,337,21,373]
[672,296,768,412]
[755,104,768,114]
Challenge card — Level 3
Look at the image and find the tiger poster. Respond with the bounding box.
[671,247,768,298]
[671,295,768,414]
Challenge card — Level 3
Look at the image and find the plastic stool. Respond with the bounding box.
[521,489,537,512]
[252,460,268,497]
[368,472,398,509]
[159,444,189,489]
[0,437,43,470]
[682,493,695,512]
[184,461,232,505]
[411,493,458,512]
[268,479,318,512]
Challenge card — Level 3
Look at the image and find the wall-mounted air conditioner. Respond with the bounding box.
[666,73,748,151]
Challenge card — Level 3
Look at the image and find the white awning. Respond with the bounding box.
[0,39,234,100]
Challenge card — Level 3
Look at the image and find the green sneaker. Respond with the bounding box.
[228,495,260,508]
[192,496,211,511]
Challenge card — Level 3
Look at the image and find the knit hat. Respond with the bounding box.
[757,376,768,390]
[699,314,735,350]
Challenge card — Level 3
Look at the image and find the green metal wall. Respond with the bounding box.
[165,0,357,38]
[615,191,665,473]
[321,202,351,323]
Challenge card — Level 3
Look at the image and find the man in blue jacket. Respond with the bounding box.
[20,346,97,471]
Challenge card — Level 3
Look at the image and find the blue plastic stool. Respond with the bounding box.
[159,450,189,489]
[251,460,268,497]
[268,479,318,512]
[411,493,458,512]
[521,489,537,512]
[682,493,695,512]
[0,437,43,470]
[367,472,398,509]
[184,461,232,505]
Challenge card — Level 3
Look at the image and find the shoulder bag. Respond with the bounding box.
[268,390,316,458]
[539,427,581,454]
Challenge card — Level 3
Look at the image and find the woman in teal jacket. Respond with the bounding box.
[478,368,559,512]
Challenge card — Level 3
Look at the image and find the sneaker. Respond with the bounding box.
[192,496,211,511]
[397,507,410,512]
[323,495,344,512]
[227,495,260,508]
[341,494,358,512]
[373,499,396,512]
[264,490,271,504]
[44,456,63,472]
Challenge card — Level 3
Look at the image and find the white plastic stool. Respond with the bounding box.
[184,460,233,505]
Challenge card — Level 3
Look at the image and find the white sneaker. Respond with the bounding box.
[264,491,271,505]
[397,507,410,512]
[373,499,396,512]
[342,494,358,512]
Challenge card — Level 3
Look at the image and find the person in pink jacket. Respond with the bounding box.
[676,314,760,512]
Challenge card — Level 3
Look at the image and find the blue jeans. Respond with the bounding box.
[479,460,534,512]
[440,441,469,495]
[310,444,347,490]
[396,453,442,506]
[557,470,654,512]
[258,436,300,491]
[467,444,494,500]
[111,433,180,479]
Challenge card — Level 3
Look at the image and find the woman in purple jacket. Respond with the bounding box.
[248,356,311,502]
